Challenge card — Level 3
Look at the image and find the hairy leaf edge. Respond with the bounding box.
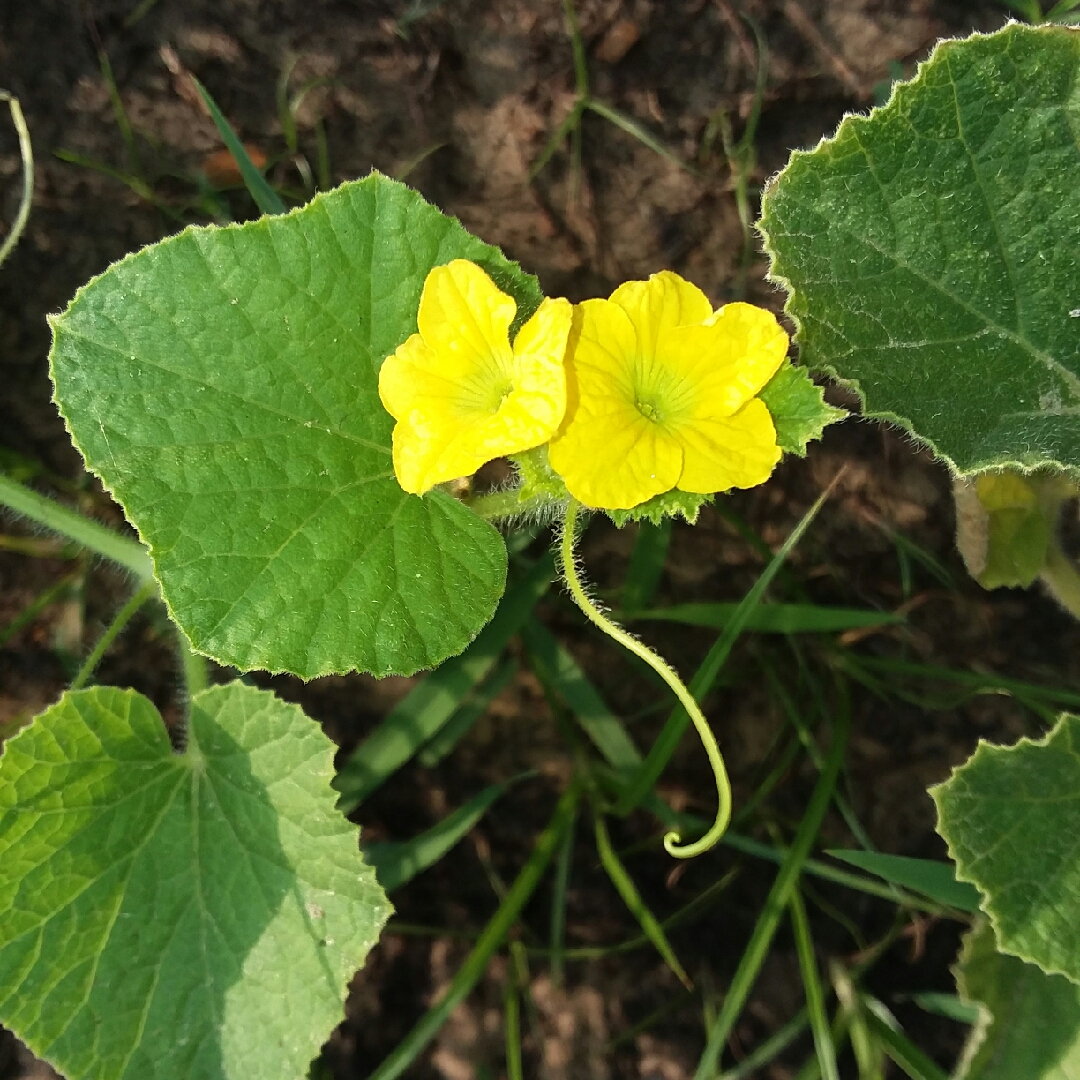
[45,171,534,678]
[757,22,1080,483]
[930,713,1080,985]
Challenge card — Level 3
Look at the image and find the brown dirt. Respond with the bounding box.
[1,1,1071,1078]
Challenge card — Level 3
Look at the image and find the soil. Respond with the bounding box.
[2,1,1075,1078]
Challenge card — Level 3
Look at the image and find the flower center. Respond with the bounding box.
[490,379,514,413]
[634,395,665,423]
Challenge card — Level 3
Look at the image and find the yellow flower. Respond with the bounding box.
[379,260,573,495]
[547,271,787,510]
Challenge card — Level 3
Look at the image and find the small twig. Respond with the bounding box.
[782,0,869,101]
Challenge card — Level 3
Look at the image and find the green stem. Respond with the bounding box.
[560,498,732,858]
[70,578,158,691]
[693,677,851,1079]
[0,474,153,579]
[464,487,542,521]
[368,776,582,1080]
[616,484,830,815]
[178,632,209,699]
[0,91,33,270]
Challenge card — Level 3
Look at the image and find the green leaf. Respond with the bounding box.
[953,471,1072,590]
[760,24,1080,477]
[0,682,390,1080]
[759,362,846,457]
[332,554,553,813]
[825,850,981,912]
[50,173,545,678]
[955,921,1080,1080]
[627,602,901,635]
[933,712,1080,982]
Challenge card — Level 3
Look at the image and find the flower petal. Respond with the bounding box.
[665,302,789,416]
[416,259,517,379]
[509,296,573,436]
[608,270,713,362]
[380,286,571,495]
[674,397,781,493]
[549,300,682,508]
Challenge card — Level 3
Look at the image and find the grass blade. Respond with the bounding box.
[523,618,642,774]
[367,776,582,1080]
[365,778,524,892]
[548,803,577,986]
[334,556,554,811]
[94,42,142,177]
[617,484,833,815]
[529,99,586,180]
[504,970,524,1080]
[717,1007,810,1080]
[621,519,672,613]
[761,648,875,850]
[592,806,693,990]
[124,0,163,26]
[586,99,701,177]
[790,889,840,1080]
[860,1000,949,1080]
[627,602,900,634]
[694,676,851,1079]
[907,993,981,1025]
[840,654,1080,710]
[721,834,950,915]
[190,75,287,216]
[417,657,519,767]
[824,851,981,913]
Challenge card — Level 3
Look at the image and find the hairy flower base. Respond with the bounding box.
[379,260,572,494]
[548,272,788,510]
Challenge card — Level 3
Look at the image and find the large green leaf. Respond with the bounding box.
[933,713,1080,983]
[50,174,543,677]
[0,682,390,1080]
[955,921,1080,1080]
[760,24,1080,476]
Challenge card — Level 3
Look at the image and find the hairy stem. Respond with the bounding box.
[0,474,153,579]
[70,578,158,691]
[559,498,732,858]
